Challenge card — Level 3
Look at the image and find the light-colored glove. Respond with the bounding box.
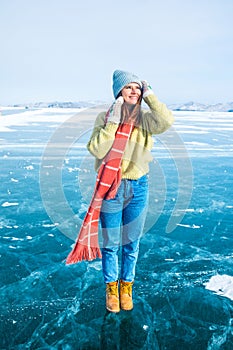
[141,80,154,98]
[107,96,124,124]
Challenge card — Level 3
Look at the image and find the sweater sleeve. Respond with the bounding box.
[141,93,175,134]
[86,112,119,159]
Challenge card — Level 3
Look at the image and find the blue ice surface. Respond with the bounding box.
[0,108,233,349]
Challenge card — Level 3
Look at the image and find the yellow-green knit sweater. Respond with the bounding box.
[87,94,174,180]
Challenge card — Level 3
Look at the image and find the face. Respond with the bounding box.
[121,83,142,104]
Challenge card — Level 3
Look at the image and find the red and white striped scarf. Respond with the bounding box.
[66,119,134,264]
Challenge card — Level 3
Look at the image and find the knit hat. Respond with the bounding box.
[112,70,142,99]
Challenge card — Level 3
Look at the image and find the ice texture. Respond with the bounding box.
[0,107,233,349]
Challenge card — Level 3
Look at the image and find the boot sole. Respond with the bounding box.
[106,307,120,313]
[120,304,133,311]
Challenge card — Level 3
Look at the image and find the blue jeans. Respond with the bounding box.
[100,175,149,283]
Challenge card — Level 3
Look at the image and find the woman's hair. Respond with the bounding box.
[117,92,143,127]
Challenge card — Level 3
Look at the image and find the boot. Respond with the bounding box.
[106,281,120,313]
[120,280,134,311]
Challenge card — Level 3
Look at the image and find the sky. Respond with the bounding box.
[1,0,233,105]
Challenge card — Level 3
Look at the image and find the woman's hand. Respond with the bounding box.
[141,81,154,98]
[107,96,124,124]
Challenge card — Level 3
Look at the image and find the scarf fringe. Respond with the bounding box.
[66,243,102,264]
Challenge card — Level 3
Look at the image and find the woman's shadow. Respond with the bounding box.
[100,298,159,349]
[101,309,138,349]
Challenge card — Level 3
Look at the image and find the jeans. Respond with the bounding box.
[100,174,149,283]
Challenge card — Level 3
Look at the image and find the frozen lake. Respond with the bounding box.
[0,106,233,349]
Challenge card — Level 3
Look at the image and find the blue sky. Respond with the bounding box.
[1,0,233,105]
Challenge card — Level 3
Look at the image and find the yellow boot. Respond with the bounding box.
[120,280,134,311]
[106,281,120,313]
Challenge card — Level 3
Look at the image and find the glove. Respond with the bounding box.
[141,80,154,98]
[107,96,124,124]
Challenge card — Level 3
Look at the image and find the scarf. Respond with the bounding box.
[66,119,134,264]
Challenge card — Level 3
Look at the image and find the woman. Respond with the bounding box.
[86,69,174,312]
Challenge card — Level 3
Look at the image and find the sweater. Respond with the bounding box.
[87,94,175,180]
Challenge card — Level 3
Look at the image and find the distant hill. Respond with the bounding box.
[4,100,233,112]
[168,101,233,112]
[10,101,106,109]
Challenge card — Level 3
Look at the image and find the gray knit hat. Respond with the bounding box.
[112,69,142,99]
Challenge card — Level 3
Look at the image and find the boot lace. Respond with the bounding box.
[107,284,118,297]
[121,282,132,296]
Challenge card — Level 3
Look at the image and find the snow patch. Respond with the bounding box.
[24,165,34,170]
[2,202,19,207]
[11,178,19,183]
[176,223,201,229]
[205,274,233,301]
